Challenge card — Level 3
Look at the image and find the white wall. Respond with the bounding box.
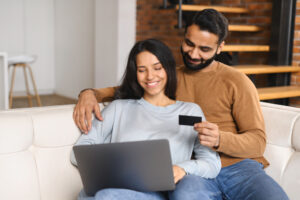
[95,0,136,88]
[0,0,55,95]
[54,0,95,99]
[117,0,136,83]
[0,0,136,101]
[55,0,136,98]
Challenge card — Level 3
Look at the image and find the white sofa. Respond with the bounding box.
[0,102,299,200]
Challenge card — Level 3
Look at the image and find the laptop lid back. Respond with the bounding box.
[73,139,175,196]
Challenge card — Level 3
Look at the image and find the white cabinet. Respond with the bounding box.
[0,52,8,110]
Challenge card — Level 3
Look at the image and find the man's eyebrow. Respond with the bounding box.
[185,38,194,45]
[200,46,213,49]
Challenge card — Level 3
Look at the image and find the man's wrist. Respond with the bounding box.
[78,88,96,98]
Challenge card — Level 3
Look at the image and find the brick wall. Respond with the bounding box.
[136,0,272,66]
[136,0,300,106]
[290,0,300,106]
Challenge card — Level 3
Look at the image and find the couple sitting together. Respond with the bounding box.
[71,9,289,200]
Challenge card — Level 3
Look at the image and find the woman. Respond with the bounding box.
[71,39,221,200]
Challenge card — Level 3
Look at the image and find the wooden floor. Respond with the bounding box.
[11,94,77,109]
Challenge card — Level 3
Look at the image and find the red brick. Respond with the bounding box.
[247,17,271,24]
[247,3,272,11]
[294,31,300,39]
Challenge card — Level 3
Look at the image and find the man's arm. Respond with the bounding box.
[73,87,117,133]
[195,73,266,159]
[215,85,266,158]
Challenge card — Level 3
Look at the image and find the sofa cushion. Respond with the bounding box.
[282,152,300,200]
[262,106,296,147]
[34,146,82,200]
[32,108,81,147]
[0,113,33,154]
[0,151,40,200]
[293,117,300,150]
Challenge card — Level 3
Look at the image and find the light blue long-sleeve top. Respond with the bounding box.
[71,98,221,178]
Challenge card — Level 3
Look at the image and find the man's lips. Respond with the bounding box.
[187,57,201,65]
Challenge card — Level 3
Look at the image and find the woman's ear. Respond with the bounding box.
[217,41,225,54]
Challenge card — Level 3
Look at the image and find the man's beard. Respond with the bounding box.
[181,47,217,71]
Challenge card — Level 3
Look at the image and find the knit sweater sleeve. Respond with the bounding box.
[216,73,266,158]
[70,101,117,165]
[176,104,221,178]
[94,87,118,102]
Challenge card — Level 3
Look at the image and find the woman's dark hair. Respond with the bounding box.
[114,39,177,100]
[185,9,228,44]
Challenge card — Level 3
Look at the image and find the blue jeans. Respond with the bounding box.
[77,176,204,200]
[78,159,289,200]
[169,159,289,200]
[78,189,166,200]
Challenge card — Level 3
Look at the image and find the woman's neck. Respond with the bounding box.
[143,94,176,107]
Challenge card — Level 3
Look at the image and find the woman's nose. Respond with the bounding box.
[146,70,154,80]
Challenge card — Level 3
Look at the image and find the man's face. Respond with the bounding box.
[181,24,224,69]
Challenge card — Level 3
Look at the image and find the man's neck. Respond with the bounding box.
[199,60,218,73]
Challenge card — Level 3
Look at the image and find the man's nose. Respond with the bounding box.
[190,48,201,60]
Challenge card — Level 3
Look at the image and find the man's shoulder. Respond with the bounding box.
[218,62,250,83]
[218,63,244,76]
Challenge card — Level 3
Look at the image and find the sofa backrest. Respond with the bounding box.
[0,105,83,200]
[0,102,299,200]
[261,102,300,200]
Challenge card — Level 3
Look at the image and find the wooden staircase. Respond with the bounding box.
[235,65,300,100]
[172,2,300,103]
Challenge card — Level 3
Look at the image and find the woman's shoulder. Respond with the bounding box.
[177,101,203,112]
[108,99,137,106]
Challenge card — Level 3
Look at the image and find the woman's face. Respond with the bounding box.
[136,51,168,100]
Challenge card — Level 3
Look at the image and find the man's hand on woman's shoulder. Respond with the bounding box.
[73,89,103,134]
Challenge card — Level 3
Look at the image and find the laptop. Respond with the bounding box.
[73,139,175,196]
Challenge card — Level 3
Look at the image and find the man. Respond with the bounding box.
[73,9,288,200]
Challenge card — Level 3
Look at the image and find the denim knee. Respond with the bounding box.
[78,189,95,200]
[94,189,118,200]
[169,175,221,200]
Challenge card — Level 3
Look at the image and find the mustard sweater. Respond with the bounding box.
[94,62,268,168]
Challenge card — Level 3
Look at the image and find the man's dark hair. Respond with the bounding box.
[114,39,177,100]
[185,9,228,44]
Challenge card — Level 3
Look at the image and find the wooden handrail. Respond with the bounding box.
[222,45,270,52]
[235,65,300,74]
[229,25,262,32]
[176,5,249,13]
[258,86,300,100]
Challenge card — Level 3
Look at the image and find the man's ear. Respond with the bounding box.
[217,41,225,54]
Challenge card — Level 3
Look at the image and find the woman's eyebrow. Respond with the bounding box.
[153,62,161,66]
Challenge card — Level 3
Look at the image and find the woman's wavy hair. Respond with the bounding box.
[114,39,177,100]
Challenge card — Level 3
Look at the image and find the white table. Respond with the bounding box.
[0,52,8,110]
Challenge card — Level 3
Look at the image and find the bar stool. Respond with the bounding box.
[8,55,42,108]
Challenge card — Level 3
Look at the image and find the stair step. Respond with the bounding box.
[176,5,249,14]
[229,25,262,32]
[223,45,270,52]
[235,65,300,74]
[258,86,300,100]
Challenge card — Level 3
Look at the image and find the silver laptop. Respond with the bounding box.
[73,139,175,196]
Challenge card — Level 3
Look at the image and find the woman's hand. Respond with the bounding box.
[173,165,186,184]
[73,89,103,134]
